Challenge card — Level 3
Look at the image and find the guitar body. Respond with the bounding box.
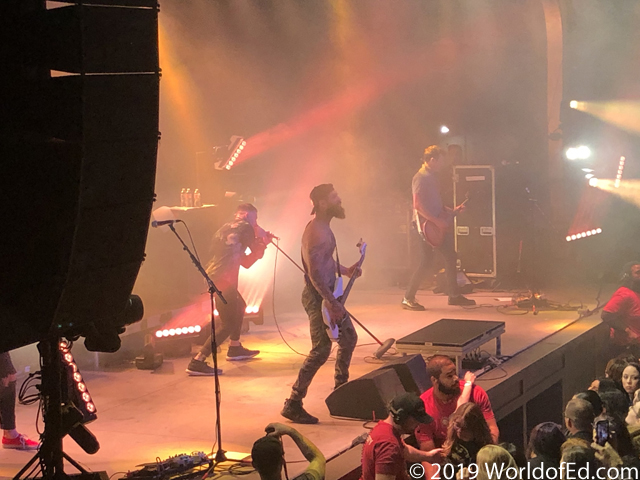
[423,214,449,248]
[321,278,343,341]
[419,197,469,248]
[321,241,367,342]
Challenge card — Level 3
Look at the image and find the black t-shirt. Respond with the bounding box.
[442,440,482,479]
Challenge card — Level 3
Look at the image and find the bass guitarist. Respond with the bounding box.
[402,146,476,311]
[281,184,361,424]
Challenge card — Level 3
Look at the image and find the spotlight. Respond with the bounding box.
[440,125,450,134]
[581,168,594,173]
[585,174,594,179]
[588,177,599,187]
[569,100,578,109]
[565,145,591,160]
[577,146,591,159]
[615,156,626,188]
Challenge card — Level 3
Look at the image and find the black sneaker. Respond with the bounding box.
[226,344,260,361]
[401,297,426,311]
[280,399,319,424]
[186,359,223,376]
[448,295,476,306]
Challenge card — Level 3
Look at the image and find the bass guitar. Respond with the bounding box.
[321,239,367,341]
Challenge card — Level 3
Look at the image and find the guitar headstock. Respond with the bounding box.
[356,238,367,256]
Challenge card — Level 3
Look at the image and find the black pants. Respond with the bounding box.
[290,285,358,401]
[0,352,17,431]
[405,232,459,300]
[199,286,246,357]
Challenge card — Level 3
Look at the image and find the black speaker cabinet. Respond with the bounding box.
[325,368,406,421]
[378,354,431,394]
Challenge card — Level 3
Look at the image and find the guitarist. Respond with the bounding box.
[402,146,476,311]
[281,184,361,424]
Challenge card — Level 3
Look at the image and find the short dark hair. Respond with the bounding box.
[574,391,603,416]
[564,398,594,431]
[600,390,629,422]
[426,355,455,380]
[237,203,257,213]
[423,145,445,163]
[526,422,565,461]
[251,436,283,476]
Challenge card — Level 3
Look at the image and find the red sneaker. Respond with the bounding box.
[2,434,39,450]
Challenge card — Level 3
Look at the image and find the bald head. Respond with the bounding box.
[564,398,594,433]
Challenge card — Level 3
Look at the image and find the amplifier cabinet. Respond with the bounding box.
[453,165,497,278]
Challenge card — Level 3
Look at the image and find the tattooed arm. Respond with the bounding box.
[303,223,347,323]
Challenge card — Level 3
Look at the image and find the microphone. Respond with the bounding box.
[151,219,178,228]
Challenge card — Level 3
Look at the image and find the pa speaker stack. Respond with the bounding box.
[325,354,431,420]
[0,0,159,353]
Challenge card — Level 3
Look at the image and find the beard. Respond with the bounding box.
[438,381,461,396]
[328,204,346,219]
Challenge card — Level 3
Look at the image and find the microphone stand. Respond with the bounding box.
[167,223,228,465]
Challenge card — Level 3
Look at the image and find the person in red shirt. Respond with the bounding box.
[415,355,499,451]
[361,392,443,480]
[602,261,640,356]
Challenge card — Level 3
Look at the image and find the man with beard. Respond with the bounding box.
[415,355,498,453]
[602,261,640,357]
[186,203,272,376]
[281,184,361,424]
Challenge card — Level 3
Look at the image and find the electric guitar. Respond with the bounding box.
[418,195,469,248]
[321,239,367,341]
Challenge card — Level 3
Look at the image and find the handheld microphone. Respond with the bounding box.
[151,219,178,228]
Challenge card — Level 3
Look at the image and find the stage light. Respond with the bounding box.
[615,156,626,188]
[569,100,578,109]
[440,125,450,134]
[582,168,594,173]
[566,228,603,242]
[214,136,246,171]
[577,146,591,159]
[565,145,591,160]
[585,174,594,179]
[589,177,599,187]
[245,306,252,314]
[251,306,260,314]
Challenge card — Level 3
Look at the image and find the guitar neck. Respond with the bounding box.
[339,254,365,305]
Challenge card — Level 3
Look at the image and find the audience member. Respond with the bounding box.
[589,377,621,394]
[600,390,630,422]
[605,357,629,384]
[602,261,640,357]
[526,422,565,472]
[559,442,596,480]
[475,445,520,480]
[574,390,603,416]
[442,403,493,471]
[251,423,325,480]
[564,398,594,443]
[360,392,443,480]
[1,352,38,450]
[416,355,499,454]
[621,362,640,404]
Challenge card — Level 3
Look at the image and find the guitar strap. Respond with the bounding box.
[335,245,342,279]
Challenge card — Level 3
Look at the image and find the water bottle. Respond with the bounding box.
[193,189,201,207]
[180,188,186,207]
[185,188,193,207]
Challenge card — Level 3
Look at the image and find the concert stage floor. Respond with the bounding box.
[0,287,605,479]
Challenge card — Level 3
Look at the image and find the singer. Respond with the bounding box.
[186,203,272,376]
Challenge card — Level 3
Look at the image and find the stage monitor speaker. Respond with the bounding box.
[325,368,405,421]
[377,354,431,394]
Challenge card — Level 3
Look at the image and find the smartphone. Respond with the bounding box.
[595,419,609,446]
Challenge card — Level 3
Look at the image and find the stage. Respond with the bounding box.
[0,286,609,480]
